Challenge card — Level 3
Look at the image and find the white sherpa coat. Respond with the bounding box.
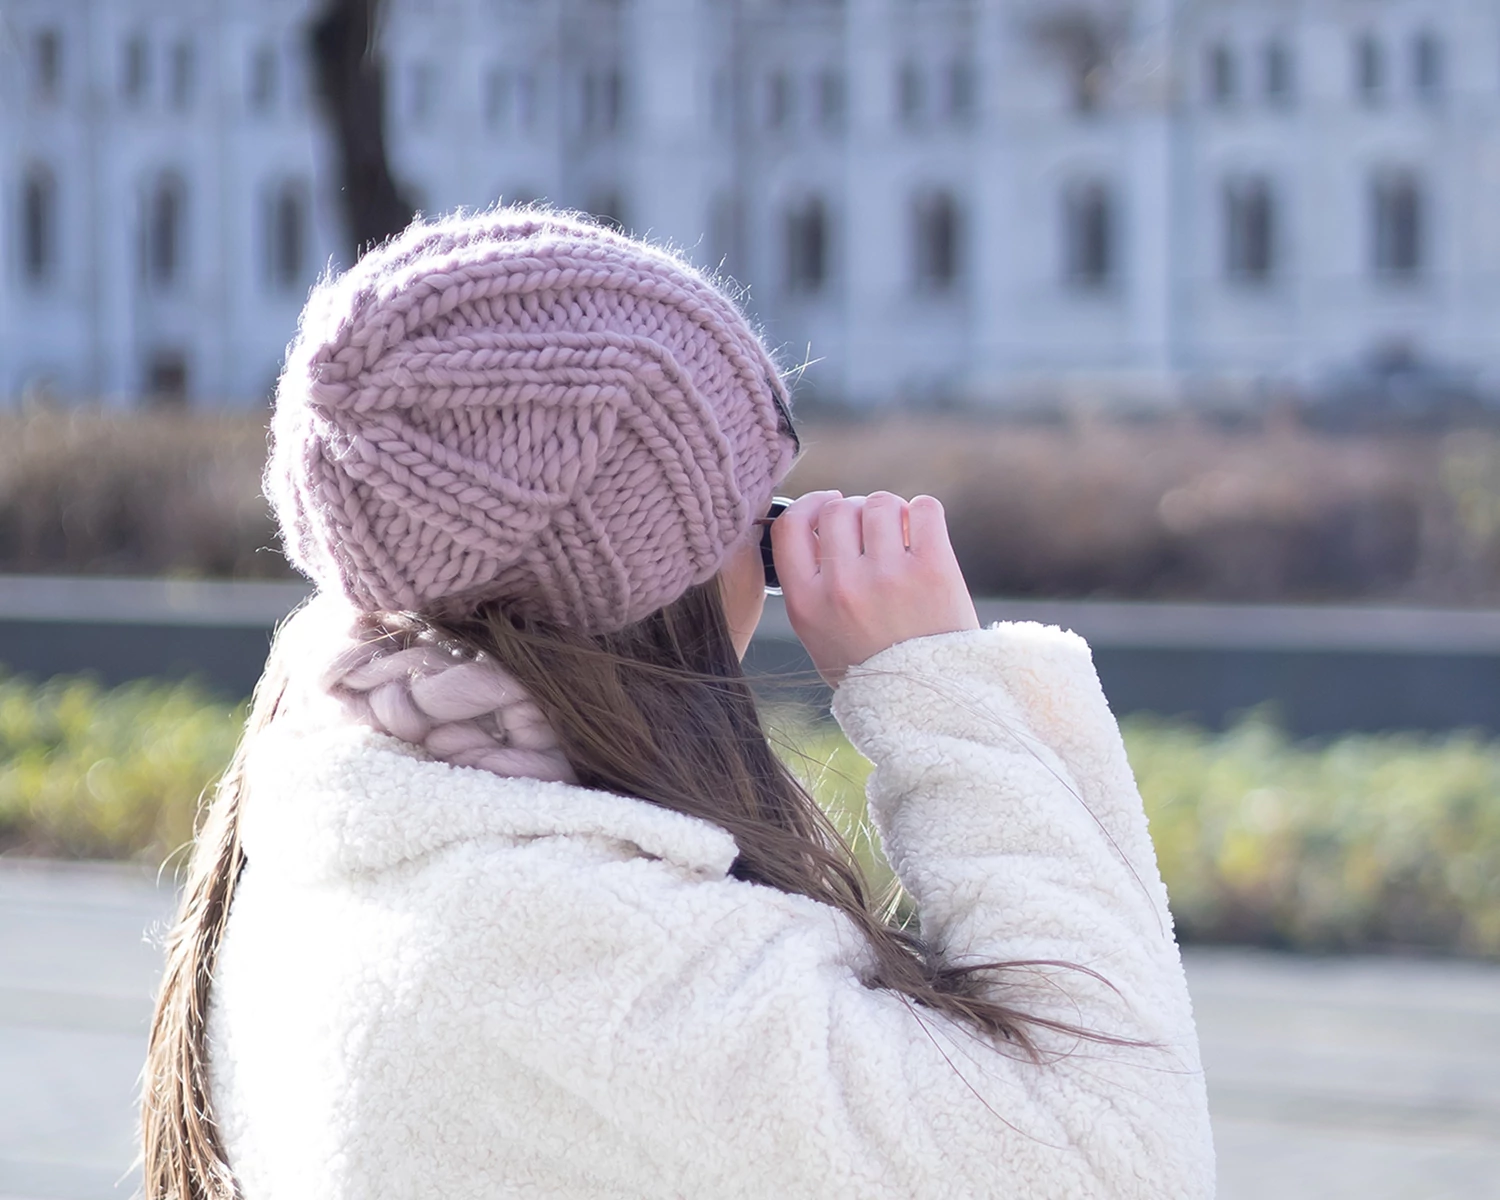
[208,624,1216,1199]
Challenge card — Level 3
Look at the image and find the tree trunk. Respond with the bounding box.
[307,0,415,261]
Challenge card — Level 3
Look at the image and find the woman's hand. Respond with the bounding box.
[771,490,981,688]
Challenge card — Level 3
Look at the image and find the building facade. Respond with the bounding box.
[4,0,1500,408]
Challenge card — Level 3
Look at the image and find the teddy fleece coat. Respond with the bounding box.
[208,624,1216,1198]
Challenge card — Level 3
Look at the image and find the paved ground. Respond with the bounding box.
[3,859,1499,1199]
[1194,950,1500,1198]
[1,861,173,1200]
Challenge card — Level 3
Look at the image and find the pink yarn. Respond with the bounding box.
[317,605,577,784]
[267,208,798,632]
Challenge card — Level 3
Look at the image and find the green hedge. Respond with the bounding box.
[774,710,1500,958]
[0,675,243,862]
[3,672,1498,957]
[1126,714,1500,955]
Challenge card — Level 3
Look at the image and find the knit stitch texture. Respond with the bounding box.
[299,594,576,784]
[266,209,797,631]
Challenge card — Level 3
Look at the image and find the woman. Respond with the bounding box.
[143,209,1213,1199]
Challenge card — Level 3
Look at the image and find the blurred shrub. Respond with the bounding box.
[786,416,1500,603]
[8,407,1500,603]
[1127,713,1500,956]
[0,674,243,861]
[0,409,286,578]
[774,710,1500,958]
[2,670,1498,957]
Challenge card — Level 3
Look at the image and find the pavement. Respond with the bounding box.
[2,859,1498,1200]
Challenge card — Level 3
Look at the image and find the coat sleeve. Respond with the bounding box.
[831,623,1196,1028]
[423,624,1214,1200]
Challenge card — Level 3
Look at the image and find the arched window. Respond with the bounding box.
[784,197,829,295]
[816,67,845,130]
[912,190,961,292]
[20,166,57,286]
[123,34,149,104]
[1224,176,1275,283]
[1063,180,1114,287]
[1355,33,1384,104]
[583,67,625,134]
[1263,39,1293,104]
[1206,43,1236,106]
[1372,171,1423,280]
[248,44,277,113]
[267,182,307,292]
[602,68,624,133]
[896,61,923,125]
[32,28,62,103]
[145,173,186,289]
[1413,30,1443,101]
[765,69,791,130]
[946,57,976,122]
[168,39,194,110]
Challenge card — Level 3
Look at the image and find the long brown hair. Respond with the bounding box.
[142,634,290,1200]
[143,579,1121,1200]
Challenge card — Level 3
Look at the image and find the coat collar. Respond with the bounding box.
[240,718,741,883]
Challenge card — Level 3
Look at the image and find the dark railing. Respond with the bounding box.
[4,575,1500,736]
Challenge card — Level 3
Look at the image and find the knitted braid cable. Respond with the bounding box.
[311,599,576,785]
[267,207,797,632]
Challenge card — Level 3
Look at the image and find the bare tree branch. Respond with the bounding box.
[1027,5,1131,113]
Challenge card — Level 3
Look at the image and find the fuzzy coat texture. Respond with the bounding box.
[208,623,1216,1198]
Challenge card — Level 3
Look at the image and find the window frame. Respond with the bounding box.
[20,165,58,288]
[248,43,278,114]
[1223,174,1276,285]
[168,37,195,111]
[143,172,188,292]
[1263,38,1294,105]
[1412,29,1444,102]
[32,27,63,105]
[911,189,963,294]
[1370,169,1424,282]
[265,180,309,294]
[1062,179,1115,290]
[783,196,831,296]
[1206,41,1236,107]
[1355,32,1385,105]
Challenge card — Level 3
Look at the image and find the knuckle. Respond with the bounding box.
[823,574,859,608]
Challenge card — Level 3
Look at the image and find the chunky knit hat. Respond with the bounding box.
[266,208,798,633]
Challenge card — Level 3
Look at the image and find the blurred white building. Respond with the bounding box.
[4,0,1500,409]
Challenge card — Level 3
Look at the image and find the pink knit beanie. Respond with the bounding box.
[266,208,798,632]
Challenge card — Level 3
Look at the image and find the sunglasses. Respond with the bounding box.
[753,496,794,595]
